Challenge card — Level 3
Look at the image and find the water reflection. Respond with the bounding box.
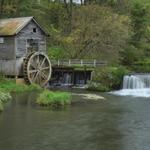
[0,92,150,150]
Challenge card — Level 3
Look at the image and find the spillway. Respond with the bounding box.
[111,74,150,97]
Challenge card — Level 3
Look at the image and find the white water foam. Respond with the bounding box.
[111,88,150,97]
[111,74,150,97]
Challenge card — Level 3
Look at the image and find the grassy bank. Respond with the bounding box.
[36,90,71,108]
[0,76,42,112]
[0,79,42,93]
[0,76,71,111]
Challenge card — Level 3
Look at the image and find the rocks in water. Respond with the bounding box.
[73,93,105,100]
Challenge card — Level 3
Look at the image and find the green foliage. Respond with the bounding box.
[132,65,150,73]
[0,91,11,105]
[120,45,143,66]
[1,0,150,74]
[36,90,71,108]
[60,5,130,62]
[84,0,131,13]
[87,81,109,92]
[0,80,42,93]
[0,91,11,103]
[120,0,150,67]
[130,0,150,46]
[92,66,130,90]
[47,46,66,59]
[0,91,11,112]
[0,73,6,82]
[27,84,43,91]
[132,59,150,72]
[0,78,41,112]
[48,2,68,29]
[134,59,150,65]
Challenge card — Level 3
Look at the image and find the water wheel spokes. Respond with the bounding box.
[24,52,52,86]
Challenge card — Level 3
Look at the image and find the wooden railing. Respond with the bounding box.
[51,59,107,67]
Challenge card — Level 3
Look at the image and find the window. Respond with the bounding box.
[0,38,4,43]
[33,28,37,33]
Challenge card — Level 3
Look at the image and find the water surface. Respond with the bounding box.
[0,91,150,150]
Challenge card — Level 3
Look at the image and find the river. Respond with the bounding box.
[0,90,150,150]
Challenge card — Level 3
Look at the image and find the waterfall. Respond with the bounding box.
[123,75,150,89]
[63,73,72,85]
[111,74,150,97]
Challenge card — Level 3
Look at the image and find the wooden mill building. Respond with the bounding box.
[0,16,48,77]
[0,16,106,86]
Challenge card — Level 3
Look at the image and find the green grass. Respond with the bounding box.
[0,80,42,93]
[0,77,42,112]
[0,76,71,111]
[0,91,12,112]
[36,90,71,108]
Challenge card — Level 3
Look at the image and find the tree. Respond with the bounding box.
[120,0,150,66]
[60,5,130,63]
[130,0,150,46]
[0,0,5,16]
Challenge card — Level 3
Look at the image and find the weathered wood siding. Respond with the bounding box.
[0,37,15,59]
[15,58,24,76]
[0,19,47,76]
[16,20,46,58]
[0,58,24,76]
[0,60,16,75]
[15,38,26,58]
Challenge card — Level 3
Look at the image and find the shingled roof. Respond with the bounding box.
[0,16,47,36]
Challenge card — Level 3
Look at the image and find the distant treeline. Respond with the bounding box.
[0,0,150,67]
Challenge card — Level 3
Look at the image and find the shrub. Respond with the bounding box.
[0,91,11,112]
[132,59,150,72]
[86,81,109,92]
[47,46,66,59]
[92,66,130,90]
[36,90,71,108]
[0,91,11,103]
[120,45,144,66]
[27,84,43,91]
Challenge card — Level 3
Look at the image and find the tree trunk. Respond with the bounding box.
[63,0,73,34]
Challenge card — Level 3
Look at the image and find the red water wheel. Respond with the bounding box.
[23,52,52,86]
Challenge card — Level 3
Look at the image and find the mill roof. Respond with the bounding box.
[0,16,48,36]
